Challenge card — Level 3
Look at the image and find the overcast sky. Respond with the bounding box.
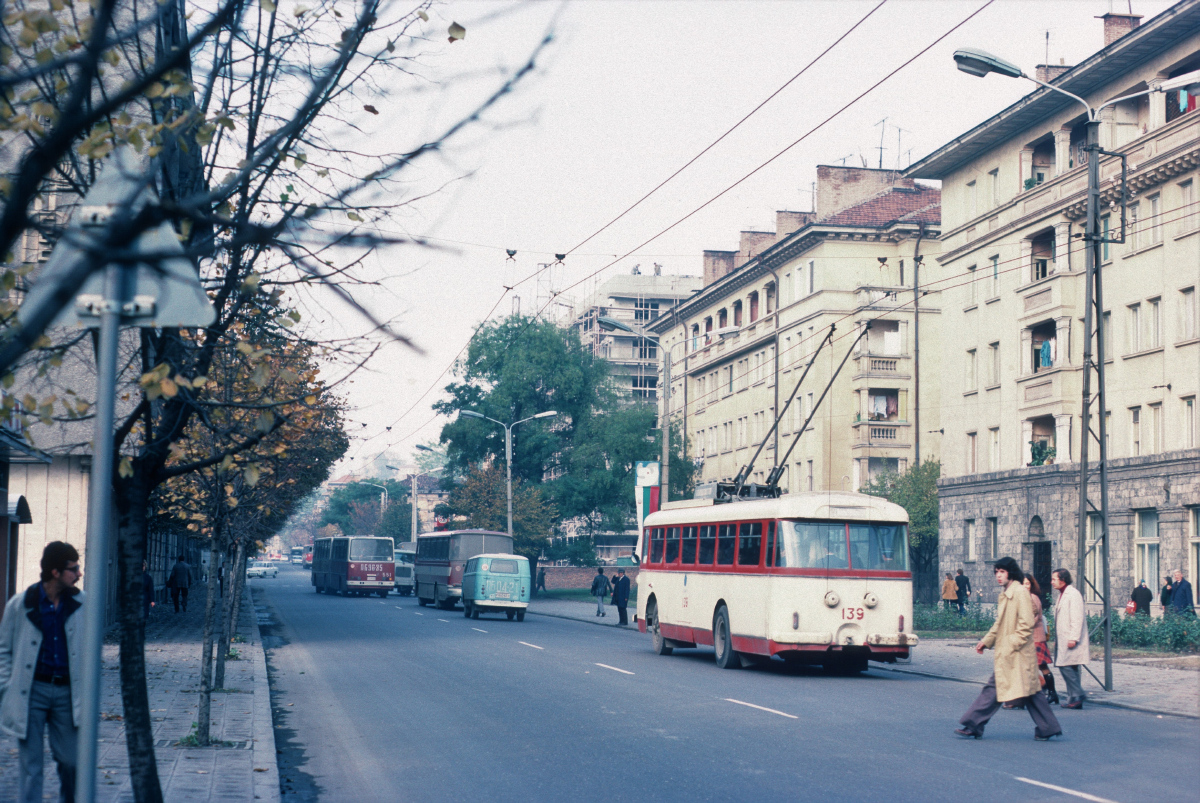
[316,0,1174,476]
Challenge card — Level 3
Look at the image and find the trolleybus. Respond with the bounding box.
[311,536,394,596]
[414,530,512,609]
[636,491,917,672]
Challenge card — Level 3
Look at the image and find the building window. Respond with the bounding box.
[718,308,728,329]
[806,460,814,492]
[966,180,977,219]
[1128,303,1142,353]
[1085,514,1103,603]
[633,299,659,322]
[1128,202,1140,250]
[1102,311,1112,361]
[1136,510,1160,590]
[966,519,977,562]
[867,389,899,421]
[1166,73,1199,123]
[1031,230,1054,281]
[1181,287,1196,341]
[988,168,999,208]
[732,300,743,327]
[988,518,998,558]
[1147,194,1162,244]
[1148,297,1161,348]
[808,260,815,295]
[1031,320,1056,372]
[1184,397,1196,449]
[1190,508,1200,602]
[965,349,977,392]
[1180,179,1195,233]
[967,431,977,473]
[637,338,657,360]
[1149,402,1162,454]
[988,342,1000,386]
[1130,407,1142,456]
[631,375,658,400]
[966,265,977,304]
[704,317,713,344]
[989,427,1000,470]
[990,255,1000,298]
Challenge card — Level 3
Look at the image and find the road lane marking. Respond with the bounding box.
[413,612,424,616]
[437,618,449,622]
[1013,778,1117,803]
[472,628,488,633]
[518,641,544,650]
[595,663,635,676]
[724,698,798,719]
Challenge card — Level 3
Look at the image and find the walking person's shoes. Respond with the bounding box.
[1034,731,1063,741]
[1001,702,1025,710]
[954,728,981,739]
[1061,698,1084,709]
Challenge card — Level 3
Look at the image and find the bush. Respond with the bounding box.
[913,602,996,633]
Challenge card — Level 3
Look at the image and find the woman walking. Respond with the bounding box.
[1026,575,1058,705]
[955,557,1063,741]
[941,573,958,612]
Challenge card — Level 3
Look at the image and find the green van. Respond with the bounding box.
[462,553,530,621]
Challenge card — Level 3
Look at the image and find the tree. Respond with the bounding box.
[321,479,405,532]
[445,462,555,562]
[860,459,941,575]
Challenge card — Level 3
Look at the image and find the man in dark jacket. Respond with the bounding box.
[168,555,192,613]
[954,569,972,616]
[1131,581,1153,615]
[612,569,631,626]
[590,568,611,618]
[1160,576,1174,609]
[1170,570,1195,616]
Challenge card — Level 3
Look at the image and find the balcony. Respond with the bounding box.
[856,286,906,310]
[852,353,910,381]
[851,420,910,449]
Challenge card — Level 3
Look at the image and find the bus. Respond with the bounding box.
[311,536,395,597]
[414,530,513,609]
[290,546,306,565]
[393,541,416,596]
[635,491,917,672]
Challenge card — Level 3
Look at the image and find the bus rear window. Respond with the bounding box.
[777,521,907,570]
[487,559,518,574]
[350,538,393,561]
[716,524,736,565]
[848,523,908,570]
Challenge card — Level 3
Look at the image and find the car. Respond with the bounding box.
[246,560,278,579]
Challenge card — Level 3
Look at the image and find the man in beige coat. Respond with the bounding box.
[1052,567,1089,709]
[956,557,1063,741]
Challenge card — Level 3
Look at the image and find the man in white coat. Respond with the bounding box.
[1052,567,1089,709]
[0,542,85,802]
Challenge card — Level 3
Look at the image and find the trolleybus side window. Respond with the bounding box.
[650,528,665,564]
[737,522,762,567]
[664,527,680,564]
[716,524,736,565]
[680,526,697,565]
[697,525,716,565]
[766,521,776,567]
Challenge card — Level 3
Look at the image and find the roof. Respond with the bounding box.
[906,0,1200,179]
[643,491,909,527]
[817,184,941,228]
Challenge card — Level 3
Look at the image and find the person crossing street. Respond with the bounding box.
[590,568,611,618]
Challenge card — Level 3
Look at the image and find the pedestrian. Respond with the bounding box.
[1025,575,1058,705]
[954,569,972,616]
[168,555,192,613]
[1130,580,1153,616]
[535,568,547,596]
[612,569,631,626]
[1160,575,1174,610]
[941,573,958,612]
[590,567,611,618]
[955,557,1062,741]
[1170,569,1195,616]
[142,560,155,620]
[0,541,85,802]
[1052,568,1089,709]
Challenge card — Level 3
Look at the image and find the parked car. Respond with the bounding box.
[462,554,530,621]
[246,560,278,579]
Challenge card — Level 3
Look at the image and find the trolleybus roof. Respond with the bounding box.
[643,491,908,527]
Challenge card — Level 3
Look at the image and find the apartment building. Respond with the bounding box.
[646,166,942,496]
[906,6,1200,606]
[568,272,702,401]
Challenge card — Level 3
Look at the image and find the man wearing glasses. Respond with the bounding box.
[0,541,85,802]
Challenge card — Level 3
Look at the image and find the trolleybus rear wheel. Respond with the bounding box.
[516,610,525,622]
[649,600,672,656]
[713,606,739,669]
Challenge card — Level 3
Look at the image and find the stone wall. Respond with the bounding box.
[540,565,638,590]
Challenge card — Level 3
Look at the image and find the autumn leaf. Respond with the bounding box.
[118,457,133,478]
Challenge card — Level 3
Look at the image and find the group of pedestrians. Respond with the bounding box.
[955,557,1091,742]
[1145,570,1196,616]
[590,567,631,625]
[940,569,973,614]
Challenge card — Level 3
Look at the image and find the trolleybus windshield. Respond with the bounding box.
[777,521,907,570]
[349,538,394,561]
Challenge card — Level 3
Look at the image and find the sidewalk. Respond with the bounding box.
[528,595,1199,718]
[0,585,280,802]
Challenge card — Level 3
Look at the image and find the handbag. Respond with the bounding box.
[1124,600,1137,616]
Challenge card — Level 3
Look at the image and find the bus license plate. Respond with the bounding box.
[367,575,376,580]
[493,592,510,599]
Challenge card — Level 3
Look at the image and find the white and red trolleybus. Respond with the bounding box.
[414,530,512,609]
[636,491,917,672]
[311,536,395,597]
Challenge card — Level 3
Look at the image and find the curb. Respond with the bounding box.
[245,586,282,803]
[526,609,640,631]
[874,665,1199,720]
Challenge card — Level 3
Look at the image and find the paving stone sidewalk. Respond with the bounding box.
[0,584,280,802]
[528,595,1199,718]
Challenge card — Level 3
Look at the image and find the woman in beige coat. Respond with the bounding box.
[956,557,1062,741]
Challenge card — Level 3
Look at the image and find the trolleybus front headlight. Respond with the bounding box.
[863,592,879,608]
[823,591,840,608]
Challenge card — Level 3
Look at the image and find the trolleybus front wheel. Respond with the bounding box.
[649,600,672,656]
[713,605,739,670]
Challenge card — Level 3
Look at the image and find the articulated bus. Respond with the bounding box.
[312,536,395,597]
[636,491,917,672]
[414,530,512,609]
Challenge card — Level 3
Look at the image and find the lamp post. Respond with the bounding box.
[360,482,388,529]
[951,49,1199,691]
[459,410,558,537]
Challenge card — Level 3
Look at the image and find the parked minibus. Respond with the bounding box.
[636,491,917,672]
[311,536,394,596]
[414,530,512,609]
[462,554,530,621]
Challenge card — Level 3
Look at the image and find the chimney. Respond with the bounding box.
[1035,58,1071,84]
[1098,13,1141,47]
[815,165,916,221]
[702,250,737,287]
[776,210,814,239]
[734,230,777,269]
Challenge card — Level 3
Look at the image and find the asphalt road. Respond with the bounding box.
[253,565,1199,803]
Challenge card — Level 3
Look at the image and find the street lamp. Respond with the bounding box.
[389,453,432,540]
[459,410,558,537]
[950,48,1200,692]
[360,481,388,527]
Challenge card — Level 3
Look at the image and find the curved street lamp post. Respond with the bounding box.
[459,410,558,537]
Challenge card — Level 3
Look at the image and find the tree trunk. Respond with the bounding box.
[197,534,221,745]
[114,469,164,803]
[215,539,243,689]
[227,547,247,650]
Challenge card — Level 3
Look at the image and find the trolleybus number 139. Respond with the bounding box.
[841,607,865,620]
